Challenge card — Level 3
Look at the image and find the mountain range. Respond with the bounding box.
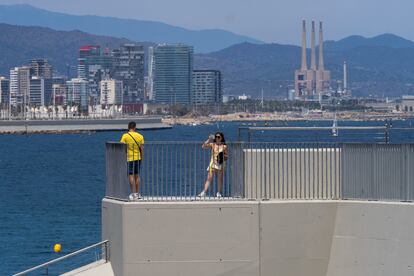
[0,4,262,53]
[0,21,414,97]
[0,23,142,77]
[196,34,414,97]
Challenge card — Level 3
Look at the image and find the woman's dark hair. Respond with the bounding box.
[214,132,226,144]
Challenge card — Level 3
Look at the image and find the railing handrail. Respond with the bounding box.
[107,141,414,146]
[239,126,387,130]
[13,240,109,276]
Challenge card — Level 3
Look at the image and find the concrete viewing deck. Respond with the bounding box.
[95,198,414,276]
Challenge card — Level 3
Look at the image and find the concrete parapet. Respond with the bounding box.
[102,199,414,276]
[102,200,260,276]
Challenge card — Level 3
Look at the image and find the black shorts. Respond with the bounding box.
[128,160,141,175]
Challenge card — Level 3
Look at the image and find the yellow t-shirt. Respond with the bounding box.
[120,131,144,161]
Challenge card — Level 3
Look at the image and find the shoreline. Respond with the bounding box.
[162,112,414,126]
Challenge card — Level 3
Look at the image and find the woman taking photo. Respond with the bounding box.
[198,132,228,198]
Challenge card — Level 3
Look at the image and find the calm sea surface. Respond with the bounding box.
[1,119,414,275]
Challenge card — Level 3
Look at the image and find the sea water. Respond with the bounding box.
[1,119,413,275]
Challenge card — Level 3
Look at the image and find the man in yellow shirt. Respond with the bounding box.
[120,121,144,200]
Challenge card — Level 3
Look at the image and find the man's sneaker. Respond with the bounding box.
[128,193,135,201]
[198,191,206,197]
[216,192,222,198]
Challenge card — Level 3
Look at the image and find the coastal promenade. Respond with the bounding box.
[0,117,170,134]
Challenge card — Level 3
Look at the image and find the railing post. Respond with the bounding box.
[105,241,108,263]
[371,144,377,200]
[405,144,410,202]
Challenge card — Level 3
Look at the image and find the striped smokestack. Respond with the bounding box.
[301,20,307,70]
[318,21,324,70]
[311,21,316,70]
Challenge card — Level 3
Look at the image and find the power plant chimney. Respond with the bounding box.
[311,21,316,70]
[343,61,347,92]
[318,21,324,71]
[301,20,307,70]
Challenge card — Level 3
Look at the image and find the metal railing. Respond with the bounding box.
[342,144,414,201]
[13,240,109,276]
[107,142,414,202]
[237,125,414,144]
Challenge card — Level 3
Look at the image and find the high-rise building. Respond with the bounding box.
[9,66,30,106]
[52,83,67,106]
[294,20,330,98]
[147,47,155,100]
[29,77,46,106]
[150,44,194,104]
[78,45,101,79]
[30,59,53,79]
[112,44,145,103]
[66,78,89,111]
[0,77,10,106]
[78,45,113,104]
[192,70,222,105]
[100,79,123,105]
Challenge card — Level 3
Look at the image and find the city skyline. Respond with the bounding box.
[0,0,413,45]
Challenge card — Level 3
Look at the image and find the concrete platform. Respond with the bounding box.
[102,199,414,276]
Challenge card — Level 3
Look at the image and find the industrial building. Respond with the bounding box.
[294,20,330,99]
[400,95,414,112]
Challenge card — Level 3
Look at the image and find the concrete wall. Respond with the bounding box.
[327,201,414,276]
[260,201,337,276]
[103,200,260,276]
[102,199,414,276]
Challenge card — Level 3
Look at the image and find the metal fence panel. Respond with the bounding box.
[342,144,412,202]
[105,143,129,200]
[408,145,414,201]
[243,143,341,200]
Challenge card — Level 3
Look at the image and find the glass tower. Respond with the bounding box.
[150,44,193,105]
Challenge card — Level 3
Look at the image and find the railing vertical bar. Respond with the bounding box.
[155,144,158,200]
[161,144,165,199]
[184,143,187,200]
[175,143,178,200]
[282,145,285,199]
[169,144,173,201]
[249,143,252,199]
[289,144,293,199]
[179,143,183,200]
[299,145,302,199]
[277,144,280,199]
[305,145,311,199]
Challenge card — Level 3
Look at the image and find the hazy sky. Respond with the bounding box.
[0,0,413,44]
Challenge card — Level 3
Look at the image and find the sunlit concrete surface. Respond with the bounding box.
[102,199,414,276]
[62,260,114,276]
